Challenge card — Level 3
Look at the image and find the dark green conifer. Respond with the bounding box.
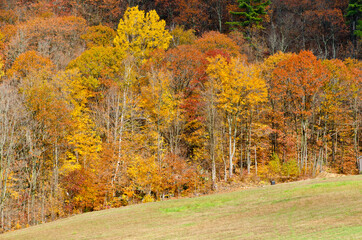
[227,0,271,28]
[346,0,362,37]
[346,0,361,57]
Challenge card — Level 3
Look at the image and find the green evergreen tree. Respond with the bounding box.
[346,0,361,55]
[357,20,362,37]
[226,0,271,28]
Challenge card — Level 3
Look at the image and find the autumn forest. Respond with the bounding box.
[0,0,361,232]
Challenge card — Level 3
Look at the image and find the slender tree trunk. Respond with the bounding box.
[1,207,4,231]
[41,181,45,223]
[247,112,253,174]
[207,83,217,190]
[352,95,360,173]
[254,145,257,176]
[240,120,243,177]
[211,114,217,187]
[221,124,227,182]
[228,116,237,178]
[111,89,127,194]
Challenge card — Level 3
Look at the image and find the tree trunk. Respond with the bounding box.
[247,112,253,174]
[254,145,257,176]
[228,116,237,178]
[240,120,243,177]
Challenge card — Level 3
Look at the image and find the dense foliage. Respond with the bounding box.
[0,0,360,232]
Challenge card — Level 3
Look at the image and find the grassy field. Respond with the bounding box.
[1,175,362,240]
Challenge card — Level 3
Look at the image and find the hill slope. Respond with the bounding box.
[2,175,362,240]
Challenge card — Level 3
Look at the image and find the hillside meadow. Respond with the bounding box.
[1,175,361,240]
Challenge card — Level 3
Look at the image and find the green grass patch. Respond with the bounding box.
[308,180,358,188]
[160,197,233,214]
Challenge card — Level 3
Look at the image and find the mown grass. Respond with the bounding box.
[1,175,361,240]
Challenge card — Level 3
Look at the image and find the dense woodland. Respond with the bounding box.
[0,0,361,232]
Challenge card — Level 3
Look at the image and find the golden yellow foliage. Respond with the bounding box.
[170,25,196,47]
[206,55,267,114]
[114,6,172,60]
[81,24,116,48]
[58,69,102,174]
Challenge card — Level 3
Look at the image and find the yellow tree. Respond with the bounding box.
[207,56,240,179]
[126,155,160,202]
[110,6,173,200]
[142,69,185,156]
[239,63,268,175]
[207,55,267,178]
[114,6,172,61]
[67,46,128,194]
[321,59,361,174]
[52,69,105,212]
[344,59,362,174]
[61,69,102,173]
[139,68,186,199]
[321,59,352,171]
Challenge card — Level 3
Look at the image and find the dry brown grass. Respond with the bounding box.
[1,175,361,240]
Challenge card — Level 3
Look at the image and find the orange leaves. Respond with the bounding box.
[159,153,200,197]
[81,24,116,49]
[7,16,87,68]
[20,16,87,47]
[1,0,361,232]
[126,153,200,200]
[272,50,329,115]
[0,55,3,79]
[344,58,362,86]
[162,45,206,91]
[7,50,55,79]
[265,50,361,175]
[0,9,18,25]
[195,31,241,58]
[62,168,107,212]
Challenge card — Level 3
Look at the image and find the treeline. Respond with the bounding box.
[1,0,360,59]
[0,1,361,233]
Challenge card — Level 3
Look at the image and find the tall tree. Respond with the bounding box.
[0,83,26,231]
[207,55,267,178]
[271,51,329,172]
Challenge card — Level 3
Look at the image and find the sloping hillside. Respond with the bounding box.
[2,175,362,240]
